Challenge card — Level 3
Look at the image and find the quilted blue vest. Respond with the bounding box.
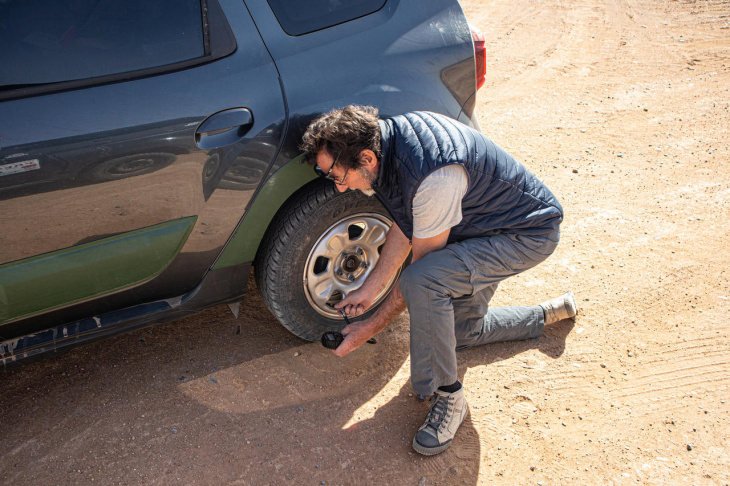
[372,112,563,242]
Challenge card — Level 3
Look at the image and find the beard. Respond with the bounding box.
[357,167,377,197]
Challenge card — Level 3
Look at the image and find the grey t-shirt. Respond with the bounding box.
[412,164,468,239]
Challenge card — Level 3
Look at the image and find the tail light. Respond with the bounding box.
[470,25,486,90]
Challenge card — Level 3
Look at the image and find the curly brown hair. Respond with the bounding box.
[300,105,381,170]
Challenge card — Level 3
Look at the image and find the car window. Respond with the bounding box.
[0,0,206,88]
[266,0,387,36]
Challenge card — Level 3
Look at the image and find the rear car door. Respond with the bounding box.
[0,0,286,331]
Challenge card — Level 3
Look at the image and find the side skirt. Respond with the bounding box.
[0,261,251,368]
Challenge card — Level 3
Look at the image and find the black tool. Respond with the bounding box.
[321,331,344,349]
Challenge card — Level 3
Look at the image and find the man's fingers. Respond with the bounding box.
[332,336,354,357]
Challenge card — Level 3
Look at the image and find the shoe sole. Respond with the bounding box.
[412,437,453,456]
[565,291,578,319]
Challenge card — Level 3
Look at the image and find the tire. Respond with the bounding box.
[255,180,405,341]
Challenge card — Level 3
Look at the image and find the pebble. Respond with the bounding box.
[294,351,301,357]
[419,478,427,486]
[687,444,693,451]
[628,351,634,357]
[171,428,177,434]
[296,407,303,413]
[600,363,607,368]
[208,376,218,384]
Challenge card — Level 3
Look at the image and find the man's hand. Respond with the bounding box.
[334,223,411,317]
[334,286,376,317]
[332,319,379,357]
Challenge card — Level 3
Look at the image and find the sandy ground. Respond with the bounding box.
[2,0,729,484]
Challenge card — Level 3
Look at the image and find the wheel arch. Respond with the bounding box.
[212,155,318,270]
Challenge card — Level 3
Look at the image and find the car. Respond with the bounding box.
[0,0,486,367]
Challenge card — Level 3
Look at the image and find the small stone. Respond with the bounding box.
[562,422,567,426]
[208,376,218,384]
[530,466,536,471]
[294,351,301,357]
[628,351,634,357]
[296,407,303,413]
[419,478,427,486]
[171,428,177,434]
[139,337,146,343]
[572,169,578,173]
[687,444,693,451]
[600,363,607,368]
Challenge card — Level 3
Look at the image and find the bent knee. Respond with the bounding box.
[399,258,450,296]
[399,262,430,294]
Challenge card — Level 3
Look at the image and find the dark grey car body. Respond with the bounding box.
[0,0,480,366]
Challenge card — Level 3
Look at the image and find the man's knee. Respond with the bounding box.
[398,260,432,296]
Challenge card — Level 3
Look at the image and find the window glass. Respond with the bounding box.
[0,0,205,88]
[266,0,386,36]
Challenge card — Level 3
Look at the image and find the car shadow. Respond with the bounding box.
[0,276,572,485]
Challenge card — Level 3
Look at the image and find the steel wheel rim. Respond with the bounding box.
[303,212,397,318]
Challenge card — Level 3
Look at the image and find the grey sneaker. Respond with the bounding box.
[540,291,578,324]
[412,385,469,456]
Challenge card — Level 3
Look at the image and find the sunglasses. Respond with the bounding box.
[314,151,349,185]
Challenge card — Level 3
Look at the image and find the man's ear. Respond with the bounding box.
[360,149,378,168]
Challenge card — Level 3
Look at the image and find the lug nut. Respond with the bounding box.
[360,261,369,268]
[356,247,364,255]
[336,269,344,276]
[347,273,355,281]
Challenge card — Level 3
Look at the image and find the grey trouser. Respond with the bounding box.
[398,228,560,396]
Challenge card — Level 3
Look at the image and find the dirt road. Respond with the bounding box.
[2,0,728,484]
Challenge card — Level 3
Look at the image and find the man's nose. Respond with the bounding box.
[336,183,348,193]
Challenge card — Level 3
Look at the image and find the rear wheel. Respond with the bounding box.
[255,180,404,341]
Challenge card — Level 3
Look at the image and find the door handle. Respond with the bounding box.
[195,108,254,149]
